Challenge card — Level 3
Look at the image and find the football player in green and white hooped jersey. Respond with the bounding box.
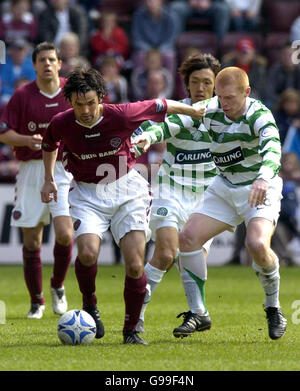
[179,67,287,340]
[132,53,220,338]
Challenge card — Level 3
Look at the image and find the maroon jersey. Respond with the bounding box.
[0,78,70,161]
[42,99,167,183]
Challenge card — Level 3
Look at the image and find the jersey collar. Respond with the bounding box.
[75,116,103,129]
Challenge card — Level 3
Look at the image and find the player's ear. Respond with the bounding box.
[245,86,251,97]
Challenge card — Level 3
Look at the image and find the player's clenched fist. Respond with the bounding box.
[192,101,207,119]
[248,178,269,208]
[40,181,58,203]
[27,134,43,151]
[131,134,151,153]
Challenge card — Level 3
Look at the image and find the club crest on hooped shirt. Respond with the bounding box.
[218,132,225,143]
[110,137,122,148]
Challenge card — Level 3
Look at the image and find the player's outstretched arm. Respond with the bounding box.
[165,99,206,119]
[131,120,169,157]
[41,149,58,203]
[0,129,42,151]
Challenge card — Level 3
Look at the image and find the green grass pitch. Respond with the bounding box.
[0,264,300,371]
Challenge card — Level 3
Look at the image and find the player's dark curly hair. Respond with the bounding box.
[178,53,221,94]
[63,68,107,102]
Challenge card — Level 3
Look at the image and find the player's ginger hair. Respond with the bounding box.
[215,67,249,92]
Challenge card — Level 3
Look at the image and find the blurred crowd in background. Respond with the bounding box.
[1,0,300,265]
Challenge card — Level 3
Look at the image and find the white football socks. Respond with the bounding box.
[180,269,207,314]
[179,249,208,315]
[139,262,166,321]
[140,248,209,321]
[252,256,280,308]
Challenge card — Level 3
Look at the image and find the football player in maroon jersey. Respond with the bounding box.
[41,67,206,344]
[0,42,73,319]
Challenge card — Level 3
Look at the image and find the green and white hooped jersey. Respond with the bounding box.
[136,98,217,195]
[200,96,281,186]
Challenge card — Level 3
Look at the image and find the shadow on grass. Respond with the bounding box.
[149,339,257,346]
[0,334,285,349]
[0,341,143,348]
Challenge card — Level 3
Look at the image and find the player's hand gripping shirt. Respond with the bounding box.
[42,99,167,183]
[133,98,217,194]
[0,78,70,161]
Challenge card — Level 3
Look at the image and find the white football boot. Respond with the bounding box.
[27,303,45,319]
[51,286,68,315]
[136,319,145,334]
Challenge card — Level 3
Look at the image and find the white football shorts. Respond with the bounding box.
[194,175,283,228]
[11,160,73,227]
[68,169,152,245]
[150,186,213,253]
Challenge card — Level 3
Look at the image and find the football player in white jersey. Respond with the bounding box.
[132,53,221,337]
[179,67,287,340]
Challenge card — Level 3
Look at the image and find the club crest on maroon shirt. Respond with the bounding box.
[28,121,37,132]
[110,137,122,148]
[13,210,22,220]
[73,219,81,231]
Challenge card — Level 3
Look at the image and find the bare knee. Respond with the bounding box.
[125,256,144,279]
[25,242,41,252]
[152,247,176,270]
[78,247,98,267]
[179,228,203,252]
[246,236,267,258]
[120,231,146,278]
[23,236,42,252]
[55,230,73,246]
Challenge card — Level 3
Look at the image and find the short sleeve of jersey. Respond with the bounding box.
[253,108,279,137]
[0,91,22,133]
[42,116,62,152]
[104,99,167,134]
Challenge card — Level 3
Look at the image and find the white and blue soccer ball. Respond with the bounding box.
[57,309,96,345]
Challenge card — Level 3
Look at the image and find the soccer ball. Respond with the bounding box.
[57,309,96,345]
